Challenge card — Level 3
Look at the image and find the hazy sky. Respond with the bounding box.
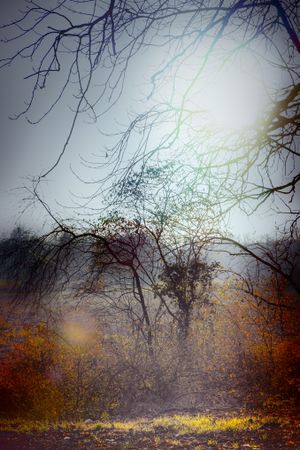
[0,1,298,240]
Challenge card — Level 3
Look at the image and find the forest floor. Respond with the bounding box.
[0,409,299,450]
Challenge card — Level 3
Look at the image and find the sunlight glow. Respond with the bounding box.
[201,57,268,131]
[165,40,272,134]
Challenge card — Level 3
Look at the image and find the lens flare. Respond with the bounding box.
[61,310,96,346]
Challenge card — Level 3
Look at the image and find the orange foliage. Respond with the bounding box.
[0,320,63,419]
[0,315,116,420]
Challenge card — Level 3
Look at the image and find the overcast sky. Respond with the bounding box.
[0,1,298,240]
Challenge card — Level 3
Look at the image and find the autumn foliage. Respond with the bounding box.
[0,276,299,421]
[0,314,119,420]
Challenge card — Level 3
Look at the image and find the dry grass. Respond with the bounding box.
[0,413,280,434]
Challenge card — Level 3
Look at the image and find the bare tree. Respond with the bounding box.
[1,1,299,221]
[1,1,299,327]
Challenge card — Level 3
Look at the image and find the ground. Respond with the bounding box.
[0,410,299,449]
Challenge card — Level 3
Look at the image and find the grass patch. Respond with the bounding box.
[92,413,280,435]
[0,413,281,434]
[112,414,279,435]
